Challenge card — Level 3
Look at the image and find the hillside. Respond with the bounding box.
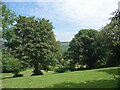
[60,42,69,54]
[2,67,120,88]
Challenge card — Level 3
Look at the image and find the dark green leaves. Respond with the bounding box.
[5,15,61,75]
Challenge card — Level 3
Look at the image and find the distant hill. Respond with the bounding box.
[60,42,69,54]
[61,42,69,46]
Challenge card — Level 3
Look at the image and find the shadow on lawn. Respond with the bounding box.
[97,67,120,76]
[1,76,14,80]
[48,68,120,88]
[2,75,23,80]
[48,79,119,88]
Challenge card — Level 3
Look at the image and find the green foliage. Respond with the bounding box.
[2,50,22,76]
[5,16,61,75]
[1,2,23,76]
[1,1,119,77]
[55,67,69,73]
[0,31,2,51]
[98,10,120,67]
[64,10,120,69]
[0,1,16,39]
[66,29,98,69]
[54,42,69,73]
[1,1,16,50]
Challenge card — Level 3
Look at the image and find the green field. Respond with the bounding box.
[1,67,120,88]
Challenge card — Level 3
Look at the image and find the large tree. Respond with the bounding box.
[1,2,24,76]
[98,9,120,66]
[5,16,61,75]
[0,1,16,48]
[67,29,98,69]
[1,1,16,39]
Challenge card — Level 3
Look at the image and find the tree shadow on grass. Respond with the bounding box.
[48,79,119,88]
[48,68,120,88]
[1,74,23,80]
[97,67,120,76]
[1,76,14,80]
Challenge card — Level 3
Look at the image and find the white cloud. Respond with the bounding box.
[52,0,119,29]
[3,0,119,41]
[8,0,118,30]
[52,0,119,41]
[2,0,64,2]
[30,0,119,29]
[55,31,77,41]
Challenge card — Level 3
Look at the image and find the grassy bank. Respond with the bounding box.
[1,67,120,88]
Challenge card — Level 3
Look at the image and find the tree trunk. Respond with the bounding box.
[32,61,43,75]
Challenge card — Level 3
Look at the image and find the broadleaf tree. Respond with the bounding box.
[98,9,120,66]
[1,2,24,76]
[66,29,99,69]
[5,16,61,75]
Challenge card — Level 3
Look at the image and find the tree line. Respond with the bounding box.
[1,2,120,76]
[60,9,120,72]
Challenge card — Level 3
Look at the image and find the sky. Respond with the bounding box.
[2,0,119,42]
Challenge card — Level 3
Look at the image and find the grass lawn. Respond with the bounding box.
[1,67,120,88]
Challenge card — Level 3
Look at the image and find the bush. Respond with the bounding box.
[2,52,22,77]
[55,66,69,73]
[13,73,23,77]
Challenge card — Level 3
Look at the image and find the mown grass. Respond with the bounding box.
[1,67,120,88]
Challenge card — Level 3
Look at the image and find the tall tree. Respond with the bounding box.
[5,16,61,75]
[1,2,25,77]
[67,29,98,69]
[99,9,120,66]
[1,1,16,39]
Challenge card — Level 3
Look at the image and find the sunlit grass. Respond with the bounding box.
[1,67,120,88]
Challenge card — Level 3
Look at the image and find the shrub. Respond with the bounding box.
[2,52,23,77]
[55,66,69,73]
